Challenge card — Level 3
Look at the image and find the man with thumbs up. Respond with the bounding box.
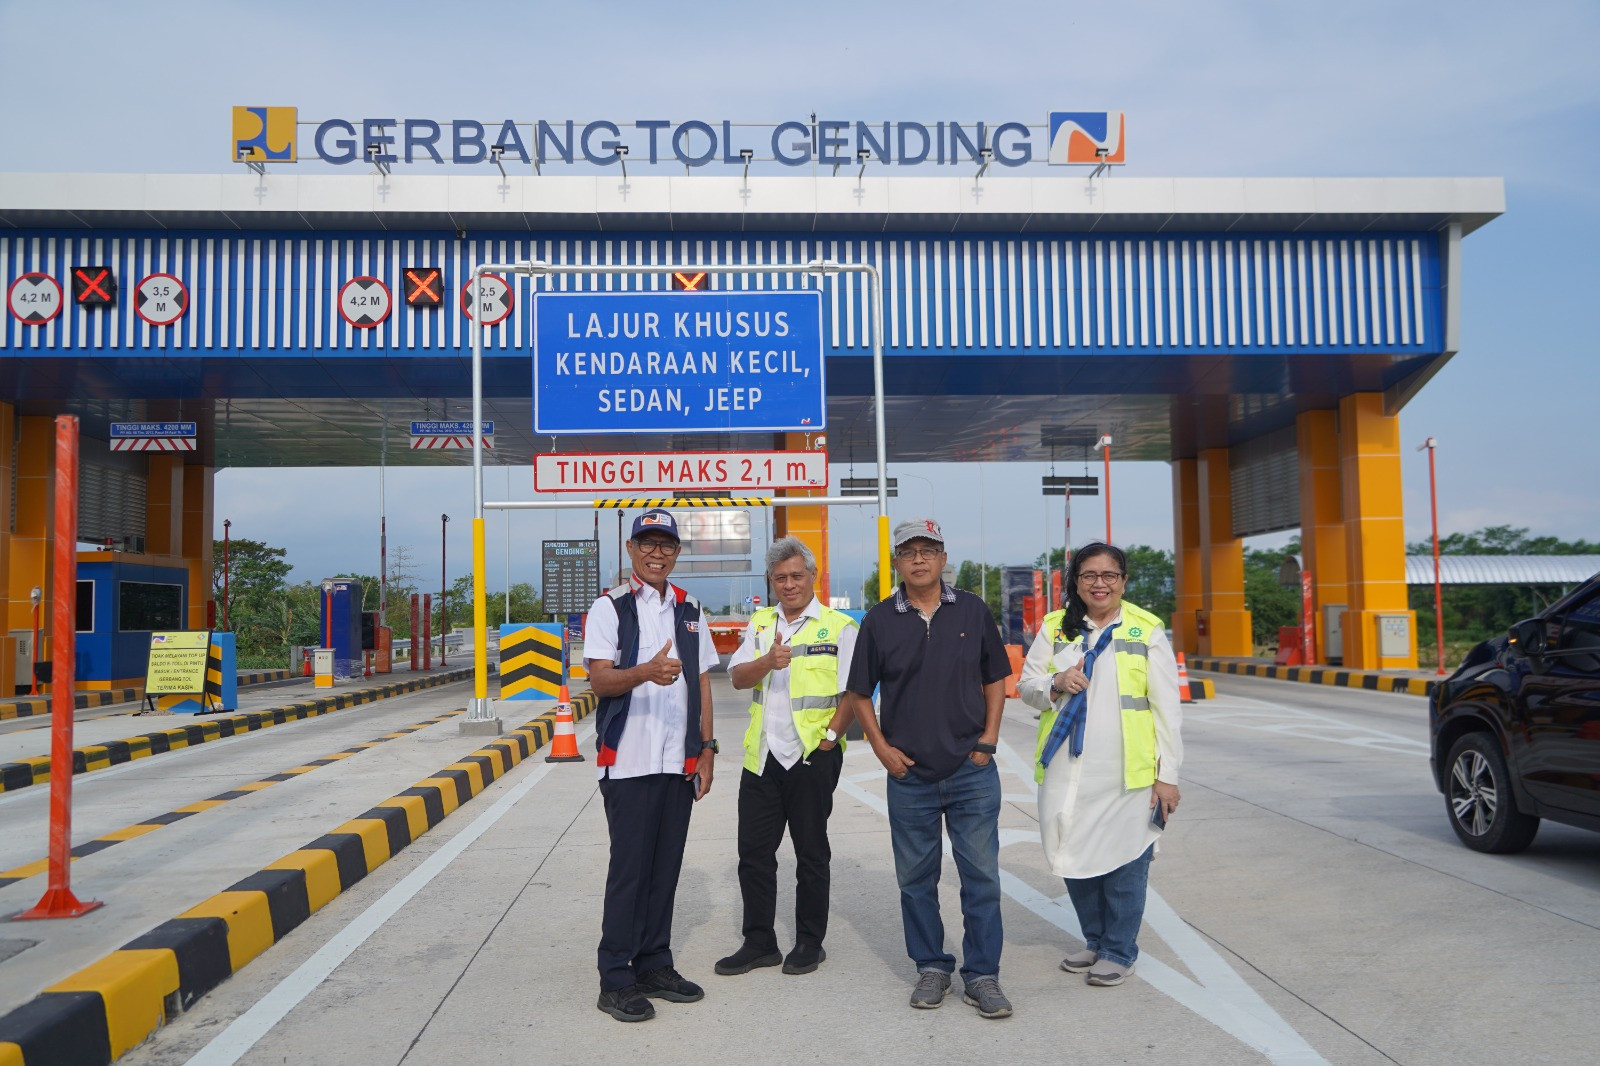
[585,509,721,1022]
[717,537,857,979]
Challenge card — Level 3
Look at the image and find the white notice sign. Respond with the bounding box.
[535,450,828,493]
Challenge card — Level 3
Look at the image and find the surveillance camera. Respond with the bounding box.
[456,229,467,240]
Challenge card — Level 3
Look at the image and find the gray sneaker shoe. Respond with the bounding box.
[1060,948,1097,973]
[962,977,1014,1018]
[909,970,951,1008]
[1086,959,1131,986]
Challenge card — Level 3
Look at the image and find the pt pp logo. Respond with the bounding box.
[232,106,298,163]
[1046,111,1125,165]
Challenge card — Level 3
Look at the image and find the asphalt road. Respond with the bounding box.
[22,672,1599,1066]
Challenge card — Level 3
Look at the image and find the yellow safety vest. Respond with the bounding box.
[742,604,857,773]
[1032,601,1165,789]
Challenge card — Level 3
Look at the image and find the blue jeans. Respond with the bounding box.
[1065,844,1154,968]
[885,757,1003,982]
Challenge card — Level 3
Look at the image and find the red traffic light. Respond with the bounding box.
[404,267,443,307]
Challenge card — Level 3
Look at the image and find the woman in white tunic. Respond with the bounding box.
[1018,543,1182,987]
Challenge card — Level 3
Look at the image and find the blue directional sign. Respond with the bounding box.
[533,291,825,434]
[110,422,197,438]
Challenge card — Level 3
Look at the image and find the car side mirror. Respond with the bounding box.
[1508,618,1546,658]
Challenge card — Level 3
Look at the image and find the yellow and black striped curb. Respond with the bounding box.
[0,691,597,1066]
[1189,659,1436,696]
[0,670,294,724]
[1184,678,1216,700]
[0,669,475,795]
[0,712,464,891]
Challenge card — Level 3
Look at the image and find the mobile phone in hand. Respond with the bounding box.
[1150,802,1167,831]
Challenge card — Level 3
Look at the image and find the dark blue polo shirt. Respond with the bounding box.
[847,582,1012,782]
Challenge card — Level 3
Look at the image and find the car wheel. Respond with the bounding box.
[1445,732,1540,854]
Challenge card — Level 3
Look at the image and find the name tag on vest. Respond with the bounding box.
[795,644,839,657]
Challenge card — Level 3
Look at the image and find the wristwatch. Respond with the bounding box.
[823,728,840,743]
[702,739,719,754]
[972,741,997,755]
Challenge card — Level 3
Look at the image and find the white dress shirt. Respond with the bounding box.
[727,597,857,770]
[585,579,721,781]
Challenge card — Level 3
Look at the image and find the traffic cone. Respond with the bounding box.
[1176,652,1194,704]
[545,686,585,763]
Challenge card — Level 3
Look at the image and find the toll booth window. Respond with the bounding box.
[119,581,183,632]
[76,579,95,633]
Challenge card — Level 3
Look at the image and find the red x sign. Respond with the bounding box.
[72,266,116,306]
[671,272,708,291]
[404,267,443,307]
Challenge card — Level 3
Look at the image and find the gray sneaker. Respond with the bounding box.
[909,970,951,1008]
[1086,959,1131,986]
[962,977,1014,1018]
[1060,948,1097,973]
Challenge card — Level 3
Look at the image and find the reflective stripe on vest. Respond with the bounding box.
[742,604,857,773]
[1032,600,1165,788]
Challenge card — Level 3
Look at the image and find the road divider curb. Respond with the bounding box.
[2,670,298,724]
[1188,659,1434,696]
[0,669,476,795]
[0,690,597,1066]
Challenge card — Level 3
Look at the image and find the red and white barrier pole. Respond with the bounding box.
[18,416,102,919]
[410,593,420,671]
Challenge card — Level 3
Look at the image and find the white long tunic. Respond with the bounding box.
[1017,611,1183,880]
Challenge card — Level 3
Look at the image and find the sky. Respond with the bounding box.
[3,0,1597,609]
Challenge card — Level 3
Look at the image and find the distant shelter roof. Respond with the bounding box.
[1405,555,1600,586]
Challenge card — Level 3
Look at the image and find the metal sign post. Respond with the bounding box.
[461,259,891,734]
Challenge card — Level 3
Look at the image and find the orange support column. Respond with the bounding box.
[772,432,830,602]
[1297,409,1348,664]
[181,465,215,629]
[9,416,57,689]
[1196,447,1253,656]
[1169,457,1202,655]
[0,401,15,694]
[1337,393,1417,669]
[145,454,184,557]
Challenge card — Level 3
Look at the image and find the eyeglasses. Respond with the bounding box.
[895,546,944,561]
[1078,571,1124,586]
[633,539,681,557]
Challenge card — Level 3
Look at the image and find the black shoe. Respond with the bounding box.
[636,965,705,1002]
[597,985,655,1022]
[714,943,784,975]
[782,942,826,975]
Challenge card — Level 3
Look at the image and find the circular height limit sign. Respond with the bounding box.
[339,276,392,328]
[460,273,512,326]
[8,272,63,325]
[135,274,188,326]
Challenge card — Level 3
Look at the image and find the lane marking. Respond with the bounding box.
[1186,692,1427,756]
[181,724,596,1066]
[0,711,463,889]
[836,747,1331,1065]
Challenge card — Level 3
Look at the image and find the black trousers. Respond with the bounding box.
[597,772,695,992]
[736,744,844,951]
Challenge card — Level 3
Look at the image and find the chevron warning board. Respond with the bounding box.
[499,623,564,701]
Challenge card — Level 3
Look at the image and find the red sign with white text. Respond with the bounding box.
[534,450,827,493]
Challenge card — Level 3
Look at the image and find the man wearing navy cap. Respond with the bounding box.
[585,508,721,1022]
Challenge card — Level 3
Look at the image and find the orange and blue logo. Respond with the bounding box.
[232,106,297,163]
[1047,112,1125,165]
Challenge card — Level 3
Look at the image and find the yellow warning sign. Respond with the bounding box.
[146,631,211,694]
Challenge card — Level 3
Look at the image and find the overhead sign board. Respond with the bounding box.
[112,422,198,437]
[135,274,188,326]
[535,450,826,493]
[230,109,1127,170]
[410,420,493,450]
[533,292,825,434]
[542,539,601,615]
[8,272,62,325]
[339,276,392,327]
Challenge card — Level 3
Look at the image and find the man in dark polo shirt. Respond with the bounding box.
[847,517,1014,1019]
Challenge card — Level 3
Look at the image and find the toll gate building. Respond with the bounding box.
[0,167,1503,689]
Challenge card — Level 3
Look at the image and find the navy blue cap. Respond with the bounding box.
[631,509,680,541]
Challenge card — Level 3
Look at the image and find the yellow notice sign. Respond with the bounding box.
[146,631,211,694]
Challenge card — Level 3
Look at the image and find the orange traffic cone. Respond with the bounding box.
[302,648,312,677]
[1176,652,1194,704]
[545,686,585,763]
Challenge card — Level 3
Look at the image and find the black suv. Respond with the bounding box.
[1429,574,1600,853]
